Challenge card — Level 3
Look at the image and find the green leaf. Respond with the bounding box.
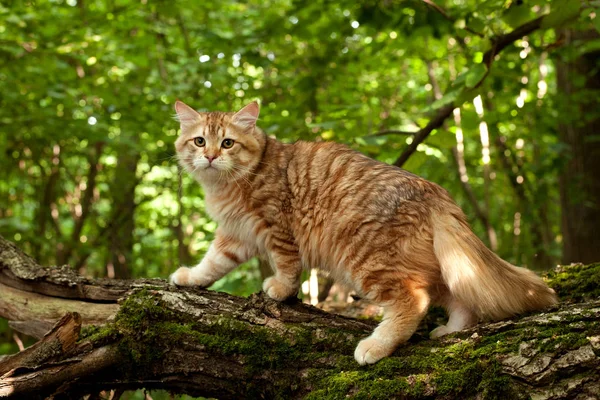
[402,151,428,172]
[502,4,535,28]
[453,70,468,87]
[468,18,486,35]
[355,136,390,147]
[465,64,487,89]
[594,14,600,35]
[308,121,338,130]
[577,38,600,56]
[541,0,581,29]
[456,87,483,106]
[424,89,462,112]
[427,130,456,149]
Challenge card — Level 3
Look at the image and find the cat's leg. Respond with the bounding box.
[170,229,252,287]
[262,237,302,301]
[354,281,430,365]
[430,297,478,338]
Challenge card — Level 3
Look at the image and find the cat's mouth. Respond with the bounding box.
[203,164,220,171]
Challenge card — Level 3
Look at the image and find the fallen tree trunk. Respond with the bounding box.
[0,236,599,399]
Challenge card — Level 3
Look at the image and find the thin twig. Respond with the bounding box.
[394,14,548,168]
[421,0,484,37]
[369,129,417,137]
[12,333,24,352]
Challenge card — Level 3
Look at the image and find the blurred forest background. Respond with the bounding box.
[1,0,599,380]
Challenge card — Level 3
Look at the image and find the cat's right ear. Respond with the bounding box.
[232,101,260,132]
[174,101,200,127]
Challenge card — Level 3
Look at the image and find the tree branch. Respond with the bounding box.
[0,235,598,399]
[394,103,455,167]
[394,15,547,168]
[450,147,496,247]
[59,142,104,265]
[421,0,484,38]
[483,16,544,65]
[0,313,81,376]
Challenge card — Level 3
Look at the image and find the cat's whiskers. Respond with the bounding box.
[174,154,195,174]
[229,166,254,187]
[155,153,181,163]
[217,169,227,186]
[178,163,191,179]
[230,162,262,177]
[226,168,244,193]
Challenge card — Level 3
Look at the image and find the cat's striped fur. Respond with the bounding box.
[170,100,558,365]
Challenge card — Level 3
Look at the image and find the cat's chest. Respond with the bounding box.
[205,194,260,243]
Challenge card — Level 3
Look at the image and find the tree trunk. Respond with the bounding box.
[107,145,140,279]
[556,29,600,264]
[0,235,599,399]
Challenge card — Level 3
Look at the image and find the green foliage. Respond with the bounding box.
[1,1,599,381]
[541,0,581,29]
[0,0,581,281]
[0,319,17,355]
[465,64,488,89]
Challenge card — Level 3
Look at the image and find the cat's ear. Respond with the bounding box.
[232,101,260,131]
[174,101,200,127]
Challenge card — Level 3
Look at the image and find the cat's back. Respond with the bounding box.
[287,140,445,210]
[284,140,449,277]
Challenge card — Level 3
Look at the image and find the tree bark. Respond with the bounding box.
[57,142,104,266]
[0,235,599,399]
[107,145,140,279]
[556,29,600,264]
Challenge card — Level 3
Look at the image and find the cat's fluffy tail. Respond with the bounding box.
[432,210,557,320]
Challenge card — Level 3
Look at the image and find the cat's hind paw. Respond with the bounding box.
[262,276,297,301]
[429,325,453,339]
[354,336,395,365]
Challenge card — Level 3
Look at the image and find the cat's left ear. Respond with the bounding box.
[174,100,200,127]
[232,101,260,132]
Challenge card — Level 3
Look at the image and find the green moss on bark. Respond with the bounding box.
[75,263,599,399]
[80,289,365,398]
[306,308,600,399]
[546,262,600,302]
[111,290,306,373]
[305,332,521,400]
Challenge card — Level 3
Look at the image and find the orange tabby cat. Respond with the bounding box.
[170,100,557,365]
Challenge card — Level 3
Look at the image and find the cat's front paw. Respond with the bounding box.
[262,276,297,301]
[354,336,395,365]
[170,266,213,287]
[170,267,193,286]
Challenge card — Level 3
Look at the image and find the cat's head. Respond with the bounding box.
[174,101,264,185]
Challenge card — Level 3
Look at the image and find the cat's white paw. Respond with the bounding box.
[429,325,453,339]
[170,267,192,286]
[262,276,296,301]
[170,266,213,287]
[354,336,394,365]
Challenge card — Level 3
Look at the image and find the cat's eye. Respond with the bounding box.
[221,139,235,149]
[193,137,205,147]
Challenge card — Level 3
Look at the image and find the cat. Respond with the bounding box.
[169,100,558,365]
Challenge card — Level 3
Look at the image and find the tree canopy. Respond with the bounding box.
[1,1,600,395]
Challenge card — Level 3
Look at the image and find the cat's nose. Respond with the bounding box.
[206,155,217,164]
